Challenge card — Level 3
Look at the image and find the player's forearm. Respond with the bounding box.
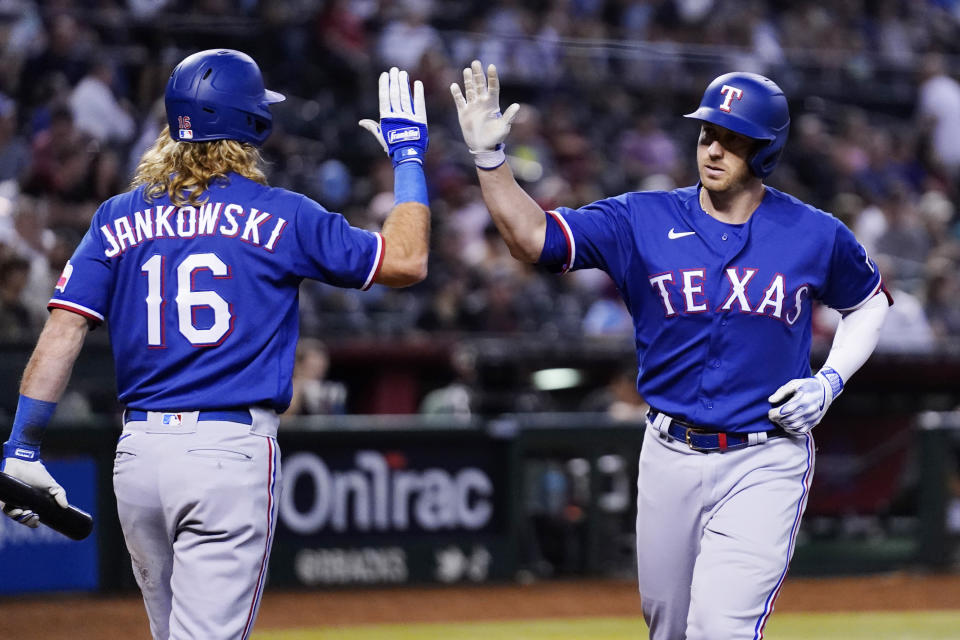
[476,163,546,263]
[822,292,890,383]
[19,310,89,402]
[377,201,430,287]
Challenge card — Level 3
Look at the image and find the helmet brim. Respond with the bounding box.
[264,89,286,104]
[684,108,776,142]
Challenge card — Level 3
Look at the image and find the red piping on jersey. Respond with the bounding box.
[546,211,573,273]
[47,301,103,326]
[362,233,385,291]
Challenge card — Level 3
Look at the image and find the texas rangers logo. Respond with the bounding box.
[719,85,744,112]
[55,261,74,292]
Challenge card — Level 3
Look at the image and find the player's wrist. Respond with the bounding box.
[816,367,844,400]
[5,395,56,462]
[381,117,428,167]
[390,146,425,167]
[393,161,429,206]
[2,441,41,463]
[471,144,506,170]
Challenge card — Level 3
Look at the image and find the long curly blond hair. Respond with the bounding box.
[131,126,268,206]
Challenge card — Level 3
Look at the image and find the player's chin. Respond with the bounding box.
[699,172,730,191]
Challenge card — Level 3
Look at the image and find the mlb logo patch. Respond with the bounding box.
[162,413,183,426]
[179,129,194,139]
[55,261,73,293]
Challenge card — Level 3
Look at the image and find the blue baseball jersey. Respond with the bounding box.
[49,173,383,412]
[539,185,885,433]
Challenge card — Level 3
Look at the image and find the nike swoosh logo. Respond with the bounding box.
[668,228,696,239]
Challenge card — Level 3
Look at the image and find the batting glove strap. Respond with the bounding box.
[816,367,844,399]
[3,441,40,462]
[472,144,507,170]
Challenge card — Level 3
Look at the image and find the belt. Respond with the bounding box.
[124,409,253,426]
[648,408,786,453]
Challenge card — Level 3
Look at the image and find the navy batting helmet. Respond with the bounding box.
[684,72,790,178]
[165,49,285,146]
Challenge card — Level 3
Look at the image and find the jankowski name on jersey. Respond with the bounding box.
[98,202,288,257]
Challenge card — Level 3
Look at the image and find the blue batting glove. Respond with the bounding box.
[359,67,428,167]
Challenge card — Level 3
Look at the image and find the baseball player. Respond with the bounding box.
[451,61,891,639]
[0,49,431,639]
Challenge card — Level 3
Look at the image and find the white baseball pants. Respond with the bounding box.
[113,408,281,640]
[636,421,815,640]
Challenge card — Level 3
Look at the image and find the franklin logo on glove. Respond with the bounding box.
[387,127,421,143]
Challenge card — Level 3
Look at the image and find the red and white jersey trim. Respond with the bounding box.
[48,299,104,324]
[834,279,891,312]
[361,232,384,291]
[547,211,575,274]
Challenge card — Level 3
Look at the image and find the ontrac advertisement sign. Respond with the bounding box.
[270,435,513,587]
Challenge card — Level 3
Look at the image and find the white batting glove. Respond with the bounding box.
[767,367,845,435]
[449,60,520,169]
[0,456,68,528]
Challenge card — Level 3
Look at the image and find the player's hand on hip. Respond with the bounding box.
[358,67,428,167]
[449,60,520,169]
[767,367,844,435]
[0,456,68,528]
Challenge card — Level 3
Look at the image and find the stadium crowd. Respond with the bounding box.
[0,0,959,358]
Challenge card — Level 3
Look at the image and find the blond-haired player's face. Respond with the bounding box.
[696,124,756,192]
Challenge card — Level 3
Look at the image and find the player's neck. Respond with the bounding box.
[699,182,765,225]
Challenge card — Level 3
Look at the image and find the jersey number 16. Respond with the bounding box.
[141,253,233,347]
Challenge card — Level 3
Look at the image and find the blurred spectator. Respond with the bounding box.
[0,93,30,183]
[871,257,935,354]
[916,53,960,180]
[68,58,136,144]
[462,265,525,333]
[16,12,89,116]
[22,103,93,202]
[873,287,936,354]
[618,113,680,187]
[581,366,648,422]
[377,0,444,69]
[926,261,960,342]
[419,344,477,417]
[0,255,36,341]
[582,278,632,336]
[875,184,932,291]
[283,338,348,418]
